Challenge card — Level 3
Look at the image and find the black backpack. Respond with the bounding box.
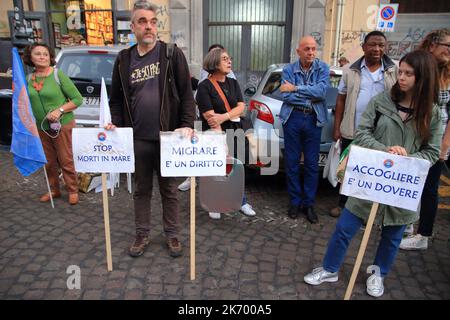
[166,43,180,103]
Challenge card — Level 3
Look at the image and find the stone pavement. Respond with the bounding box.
[0,148,449,300]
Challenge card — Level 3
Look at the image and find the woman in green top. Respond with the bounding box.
[23,43,83,205]
[304,51,442,298]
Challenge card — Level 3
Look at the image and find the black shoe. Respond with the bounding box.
[288,205,299,219]
[304,206,318,224]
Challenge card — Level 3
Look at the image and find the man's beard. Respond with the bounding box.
[142,34,156,45]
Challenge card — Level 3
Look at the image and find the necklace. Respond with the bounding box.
[396,103,414,114]
[31,67,50,92]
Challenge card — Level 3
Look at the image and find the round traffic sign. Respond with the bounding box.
[381,6,395,20]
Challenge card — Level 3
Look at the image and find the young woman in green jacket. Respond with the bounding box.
[304,50,442,298]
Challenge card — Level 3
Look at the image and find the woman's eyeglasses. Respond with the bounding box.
[436,42,450,50]
[222,56,233,62]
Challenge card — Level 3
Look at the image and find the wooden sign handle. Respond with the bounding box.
[102,173,113,272]
[344,202,379,300]
[190,177,196,280]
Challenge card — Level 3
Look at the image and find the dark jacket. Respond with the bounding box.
[109,41,195,132]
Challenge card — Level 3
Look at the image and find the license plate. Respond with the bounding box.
[83,97,99,105]
[300,153,328,166]
[319,153,328,166]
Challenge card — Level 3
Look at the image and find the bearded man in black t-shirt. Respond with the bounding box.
[106,0,195,259]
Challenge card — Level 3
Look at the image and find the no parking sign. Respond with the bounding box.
[376,4,399,32]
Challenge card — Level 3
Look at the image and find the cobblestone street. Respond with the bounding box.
[0,148,449,300]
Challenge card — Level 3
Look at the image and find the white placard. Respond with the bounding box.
[160,131,227,177]
[376,4,399,33]
[72,128,134,173]
[341,145,430,211]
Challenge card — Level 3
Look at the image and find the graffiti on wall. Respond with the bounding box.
[386,27,429,60]
[311,31,322,47]
[342,31,365,44]
[246,74,262,91]
[171,31,186,48]
[339,26,432,62]
[386,41,421,59]
[154,4,170,42]
[401,27,427,42]
[155,5,169,30]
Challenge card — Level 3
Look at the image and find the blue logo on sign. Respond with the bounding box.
[387,22,393,28]
[98,132,107,142]
[191,135,199,144]
[384,159,394,169]
[379,22,385,28]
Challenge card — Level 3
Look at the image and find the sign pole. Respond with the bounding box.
[190,176,196,280]
[344,202,379,300]
[101,173,113,272]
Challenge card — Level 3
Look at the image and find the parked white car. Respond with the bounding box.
[55,46,127,126]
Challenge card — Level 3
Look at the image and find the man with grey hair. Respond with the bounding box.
[279,36,330,224]
[106,0,195,258]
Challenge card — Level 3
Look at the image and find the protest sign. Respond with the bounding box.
[160,131,227,177]
[161,130,226,280]
[341,145,430,300]
[341,145,430,211]
[72,128,134,173]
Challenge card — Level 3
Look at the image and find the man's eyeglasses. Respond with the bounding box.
[135,18,158,27]
[222,56,233,62]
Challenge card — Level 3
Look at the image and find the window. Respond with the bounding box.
[262,72,283,101]
[58,53,116,83]
[391,0,450,14]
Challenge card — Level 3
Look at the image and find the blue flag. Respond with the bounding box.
[10,47,47,176]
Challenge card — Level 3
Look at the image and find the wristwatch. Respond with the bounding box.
[59,107,65,114]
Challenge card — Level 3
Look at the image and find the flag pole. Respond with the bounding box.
[43,167,54,209]
[99,77,113,271]
[101,173,113,271]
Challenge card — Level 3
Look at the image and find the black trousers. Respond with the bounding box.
[417,160,444,236]
[133,139,180,238]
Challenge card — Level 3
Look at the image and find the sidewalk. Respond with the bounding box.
[0,149,449,300]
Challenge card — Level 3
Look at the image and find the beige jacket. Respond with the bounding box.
[339,55,398,139]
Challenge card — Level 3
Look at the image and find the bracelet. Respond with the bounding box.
[226,112,231,120]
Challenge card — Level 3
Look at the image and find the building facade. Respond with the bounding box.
[1,0,449,87]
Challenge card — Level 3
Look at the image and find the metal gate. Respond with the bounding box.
[204,0,293,94]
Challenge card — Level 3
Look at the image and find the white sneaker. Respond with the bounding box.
[400,234,428,250]
[178,178,193,191]
[304,267,338,286]
[240,203,256,217]
[366,274,384,298]
[403,224,414,237]
[209,212,221,220]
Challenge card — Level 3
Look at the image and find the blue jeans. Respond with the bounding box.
[283,110,322,207]
[323,208,406,277]
[242,194,247,206]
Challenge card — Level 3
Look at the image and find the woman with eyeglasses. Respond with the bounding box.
[400,28,450,251]
[196,47,256,220]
